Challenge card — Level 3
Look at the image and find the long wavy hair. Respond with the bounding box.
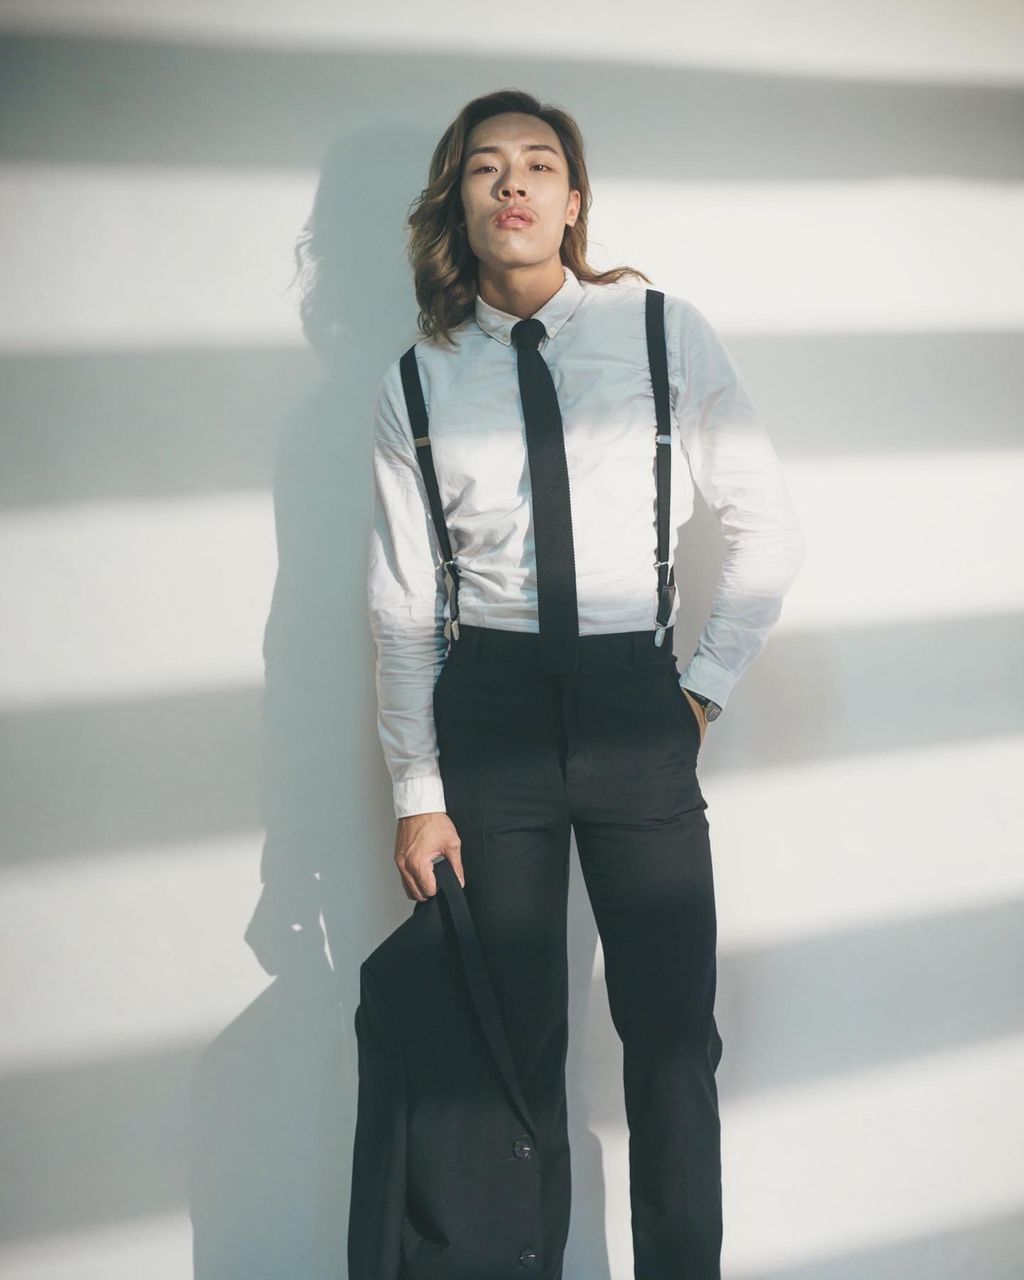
[407,89,651,346]
[293,90,651,355]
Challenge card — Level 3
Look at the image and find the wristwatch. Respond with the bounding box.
[682,688,723,723]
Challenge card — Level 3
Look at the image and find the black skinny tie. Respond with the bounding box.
[511,317,579,673]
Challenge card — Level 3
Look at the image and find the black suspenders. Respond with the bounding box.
[397,287,677,652]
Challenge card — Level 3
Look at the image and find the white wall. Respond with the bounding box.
[1,3,1022,1277]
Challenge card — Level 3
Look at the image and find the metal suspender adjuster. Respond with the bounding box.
[653,560,671,647]
[441,558,460,643]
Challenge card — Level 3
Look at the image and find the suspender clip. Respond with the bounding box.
[442,558,460,643]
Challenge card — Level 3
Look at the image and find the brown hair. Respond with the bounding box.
[291,89,651,356]
[408,89,650,346]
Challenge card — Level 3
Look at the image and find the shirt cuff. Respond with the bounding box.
[677,654,737,711]
[393,773,448,820]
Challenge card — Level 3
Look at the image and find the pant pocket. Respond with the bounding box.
[665,666,703,745]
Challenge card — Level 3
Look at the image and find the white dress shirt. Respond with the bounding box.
[367,264,806,819]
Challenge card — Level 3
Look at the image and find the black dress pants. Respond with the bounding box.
[433,622,724,1280]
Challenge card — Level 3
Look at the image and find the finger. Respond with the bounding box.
[418,859,440,899]
[400,868,426,903]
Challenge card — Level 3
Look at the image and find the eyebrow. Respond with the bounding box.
[465,143,561,160]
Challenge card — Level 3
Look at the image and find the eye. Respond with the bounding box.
[470,162,555,174]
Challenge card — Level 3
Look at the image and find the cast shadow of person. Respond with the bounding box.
[187,129,438,1279]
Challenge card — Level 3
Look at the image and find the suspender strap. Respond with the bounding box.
[399,345,462,644]
[644,289,676,643]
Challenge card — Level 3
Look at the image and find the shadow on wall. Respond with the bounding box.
[188,954,349,1279]
[187,128,432,1277]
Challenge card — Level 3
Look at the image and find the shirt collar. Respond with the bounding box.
[473,264,584,347]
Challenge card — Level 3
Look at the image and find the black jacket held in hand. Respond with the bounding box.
[347,857,547,1280]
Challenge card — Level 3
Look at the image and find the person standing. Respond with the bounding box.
[365,89,805,1280]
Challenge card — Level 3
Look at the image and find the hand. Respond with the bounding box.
[680,687,707,749]
[395,812,465,902]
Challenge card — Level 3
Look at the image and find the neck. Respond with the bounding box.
[476,259,565,320]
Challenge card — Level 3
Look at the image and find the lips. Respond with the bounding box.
[495,208,534,228]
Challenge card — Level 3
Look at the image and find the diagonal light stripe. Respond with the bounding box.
[0,834,271,1070]
[0,492,278,707]
[779,449,1024,629]
[2,738,1019,1067]
[0,451,1019,704]
[722,1033,1024,1274]
[2,165,1022,350]
[0,1210,191,1280]
[707,736,1024,948]
[595,178,1024,330]
[0,0,1022,83]
[0,164,316,353]
[2,452,1020,707]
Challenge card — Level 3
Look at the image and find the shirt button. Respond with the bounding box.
[546,327,555,338]
[519,1246,539,1266]
[512,1135,534,1159]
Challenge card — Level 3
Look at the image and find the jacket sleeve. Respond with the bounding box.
[348,964,407,1280]
[366,357,450,819]
[671,300,806,709]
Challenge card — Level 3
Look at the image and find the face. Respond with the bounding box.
[459,112,581,272]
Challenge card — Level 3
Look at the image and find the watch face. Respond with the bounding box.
[704,703,722,722]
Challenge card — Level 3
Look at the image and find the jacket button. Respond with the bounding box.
[512,1136,534,1159]
[518,1246,539,1265]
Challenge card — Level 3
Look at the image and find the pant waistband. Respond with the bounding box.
[450,623,677,673]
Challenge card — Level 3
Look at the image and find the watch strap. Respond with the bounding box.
[682,687,723,721]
